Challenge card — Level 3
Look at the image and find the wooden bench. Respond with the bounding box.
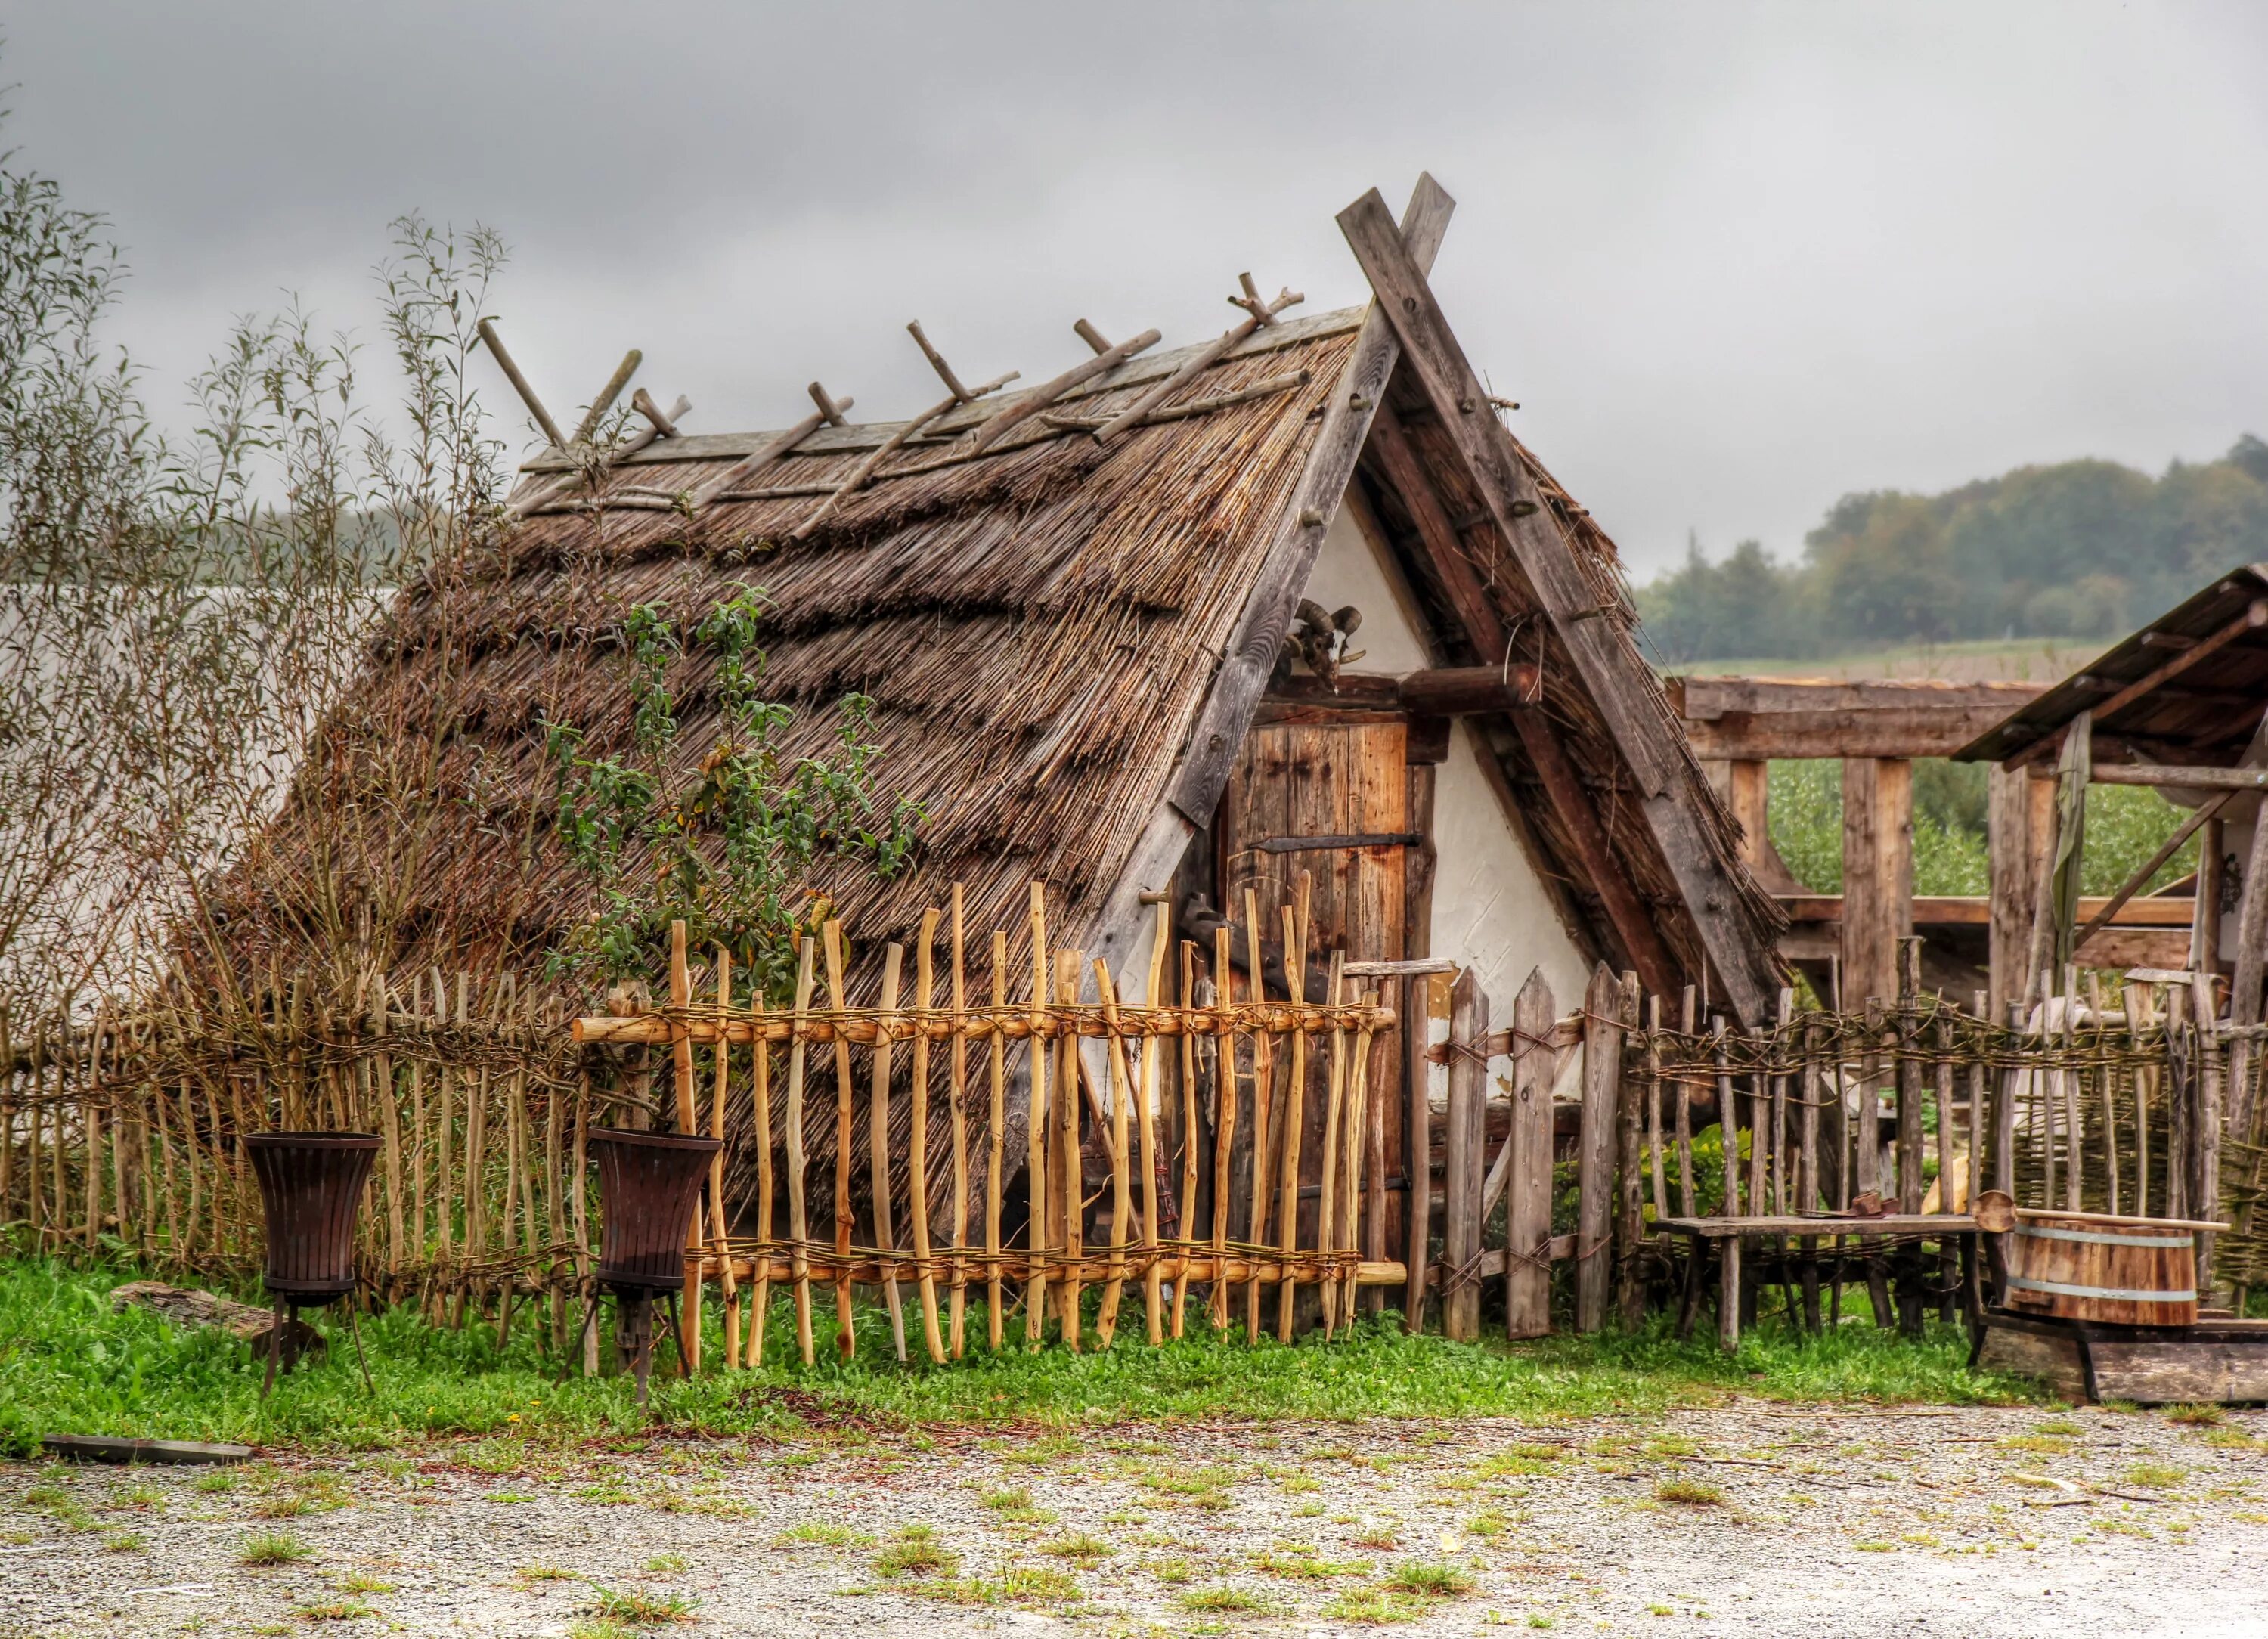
[1654,1214,1984,1349]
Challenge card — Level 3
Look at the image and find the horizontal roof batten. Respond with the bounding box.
[516,305,1366,474]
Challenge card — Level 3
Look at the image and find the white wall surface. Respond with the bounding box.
[1303,507,1594,1024]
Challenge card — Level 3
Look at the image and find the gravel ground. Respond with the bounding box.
[2,1401,2263,1637]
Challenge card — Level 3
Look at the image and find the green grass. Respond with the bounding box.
[0,1256,2037,1456]
[1385,1560,1475,1597]
[237,1530,313,1566]
[872,1526,959,1579]
[586,1585,698,1625]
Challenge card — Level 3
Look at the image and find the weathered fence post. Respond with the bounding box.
[1443,968,1486,1341]
[1613,971,1645,1328]
[1571,965,1619,1334]
[1403,970,1433,1334]
[1507,968,1556,1340]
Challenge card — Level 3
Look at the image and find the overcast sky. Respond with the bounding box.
[8,2,2266,578]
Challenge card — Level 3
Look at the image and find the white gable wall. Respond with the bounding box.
[1303,505,1594,1021]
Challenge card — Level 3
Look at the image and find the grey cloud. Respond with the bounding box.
[7,0,2266,574]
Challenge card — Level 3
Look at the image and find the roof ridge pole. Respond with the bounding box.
[691,385,857,509]
[570,349,643,447]
[475,319,570,453]
[1335,184,1781,1025]
[1094,277,1305,445]
[789,327,1017,539]
[967,322,1162,453]
[1080,175,1455,986]
[505,387,692,522]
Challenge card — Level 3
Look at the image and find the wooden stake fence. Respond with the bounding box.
[13,903,2268,1367]
[569,897,1401,1365]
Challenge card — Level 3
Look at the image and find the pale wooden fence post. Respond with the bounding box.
[1507,968,1555,1340]
[1443,968,1486,1341]
[1575,962,1622,1333]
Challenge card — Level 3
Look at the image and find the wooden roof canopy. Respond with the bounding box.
[1957,565,2268,770]
[214,175,1786,1024]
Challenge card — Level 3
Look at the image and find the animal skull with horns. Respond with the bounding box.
[1287,599,1364,688]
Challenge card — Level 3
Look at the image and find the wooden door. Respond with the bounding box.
[1218,718,1408,1292]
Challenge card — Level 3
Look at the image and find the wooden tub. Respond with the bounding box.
[2003,1209,2215,1327]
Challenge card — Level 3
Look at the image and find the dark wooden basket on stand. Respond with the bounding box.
[244,1132,380,1396]
[584,1129,721,1404]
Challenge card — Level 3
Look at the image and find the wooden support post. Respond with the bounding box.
[2192,816,2226,974]
[1842,758,1913,1024]
[2226,802,2268,1145]
[1443,968,1487,1342]
[1727,759,1773,877]
[2192,970,2225,1293]
[1507,968,1556,1340]
[1988,764,2038,1021]
[1615,974,1651,1333]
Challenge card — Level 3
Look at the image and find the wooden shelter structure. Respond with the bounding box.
[196,178,1787,1321]
[215,177,1781,1012]
[1957,564,2268,999]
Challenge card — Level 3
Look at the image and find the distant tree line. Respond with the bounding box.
[1637,436,2268,663]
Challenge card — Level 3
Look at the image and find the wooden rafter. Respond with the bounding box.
[1082,177,1457,980]
[1362,404,1678,996]
[1336,187,1780,1024]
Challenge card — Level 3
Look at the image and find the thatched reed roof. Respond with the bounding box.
[212,237,1781,1022]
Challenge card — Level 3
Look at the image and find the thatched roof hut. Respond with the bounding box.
[214,176,1783,1039]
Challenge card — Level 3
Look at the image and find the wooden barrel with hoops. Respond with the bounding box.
[2003,1208,2218,1326]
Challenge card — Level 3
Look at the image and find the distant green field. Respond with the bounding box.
[1656,634,2098,685]
[1650,637,2196,899]
[1766,760,2195,898]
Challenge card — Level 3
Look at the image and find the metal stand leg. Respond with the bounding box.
[260,1300,286,1400]
[665,1291,688,1379]
[346,1304,375,1395]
